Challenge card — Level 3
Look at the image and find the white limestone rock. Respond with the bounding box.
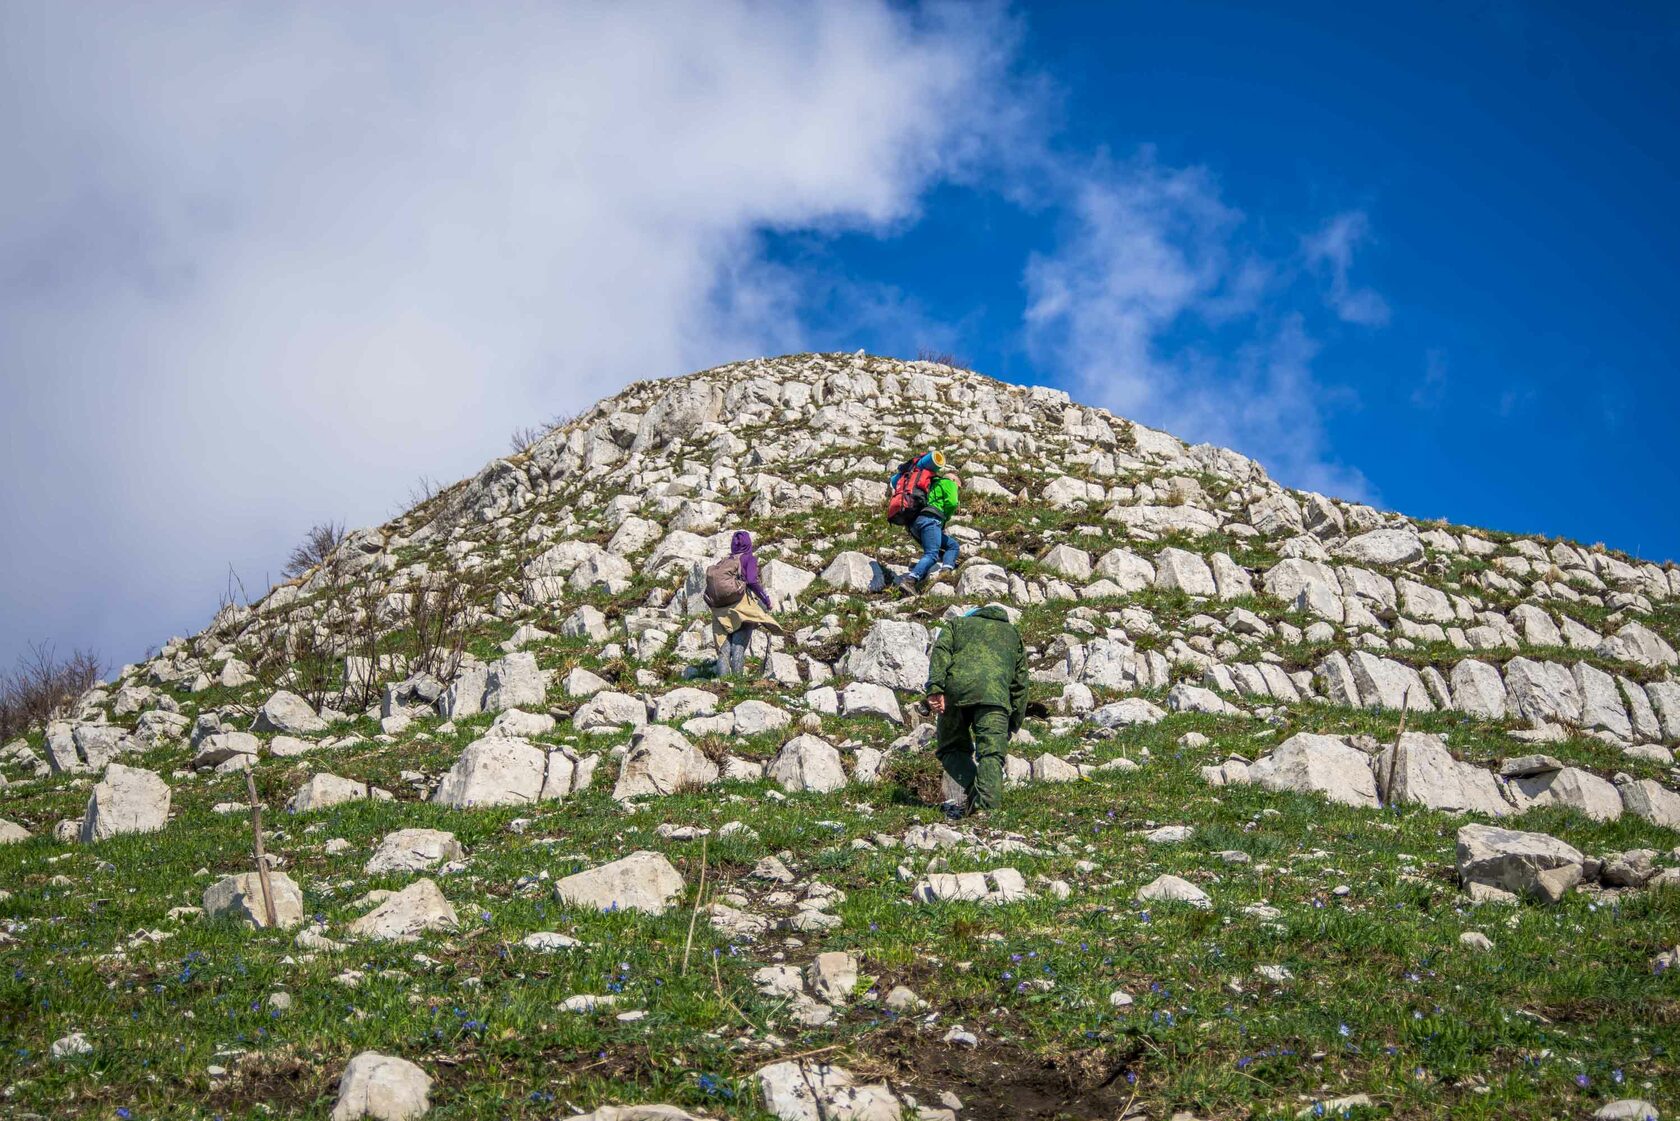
[1456,823,1584,904]
[330,1051,433,1121]
[554,851,685,915]
[1249,734,1379,808]
[767,735,848,793]
[203,871,305,929]
[432,738,547,808]
[80,763,171,841]
[366,829,464,875]
[347,879,459,942]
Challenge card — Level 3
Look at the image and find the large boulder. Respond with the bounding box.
[1347,651,1433,712]
[366,829,464,875]
[1455,823,1584,904]
[843,620,931,691]
[838,682,902,723]
[347,879,459,942]
[1092,548,1154,593]
[1504,658,1582,727]
[1264,559,1343,621]
[820,551,889,594]
[482,652,548,713]
[1620,779,1680,828]
[436,662,490,719]
[253,691,328,735]
[1449,660,1507,720]
[612,727,719,800]
[767,735,848,793]
[554,851,685,915]
[1506,766,1623,823]
[1573,662,1632,739]
[79,763,171,841]
[573,691,649,732]
[1604,621,1679,669]
[432,738,549,808]
[330,1051,432,1121]
[203,871,305,929]
[1249,734,1379,808]
[288,773,394,814]
[651,687,718,723]
[1039,545,1092,581]
[1376,733,1510,816]
[760,560,817,603]
[1335,527,1423,566]
[1153,548,1217,597]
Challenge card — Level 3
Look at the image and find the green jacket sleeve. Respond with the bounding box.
[927,623,954,696]
[928,477,960,520]
[1008,634,1028,731]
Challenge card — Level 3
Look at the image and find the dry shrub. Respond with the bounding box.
[281,521,346,580]
[0,642,103,740]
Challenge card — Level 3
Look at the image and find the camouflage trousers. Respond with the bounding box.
[935,703,1009,811]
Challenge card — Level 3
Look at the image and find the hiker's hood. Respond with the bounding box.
[968,603,1013,622]
[730,531,752,555]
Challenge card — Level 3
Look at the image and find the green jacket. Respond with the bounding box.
[927,605,1029,730]
[926,476,959,522]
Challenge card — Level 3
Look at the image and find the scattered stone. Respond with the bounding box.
[254,690,329,735]
[203,871,305,929]
[330,1051,432,1121]
[347,879,459,942]
[50,1031,93,1060]
[554,851,685,915]
[1136,874,1211,909]
[1248,734,1379,808]
[288,771,394,814]
[80,763,171,841]
[1456,823,1584,904]
[366,829,464,875]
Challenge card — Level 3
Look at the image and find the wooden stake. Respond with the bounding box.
[245,769,279,928]
[681,834,708,976]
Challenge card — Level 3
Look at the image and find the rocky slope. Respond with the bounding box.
[2,352,1677,1121]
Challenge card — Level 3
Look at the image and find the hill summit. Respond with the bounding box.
[2,351,1676,1120]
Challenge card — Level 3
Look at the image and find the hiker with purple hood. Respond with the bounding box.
[703,530,784,677]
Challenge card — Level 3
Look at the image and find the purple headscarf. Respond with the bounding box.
[730,530,771,608]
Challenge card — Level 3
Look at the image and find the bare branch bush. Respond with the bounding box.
[281,521,346,580]
[508,425,547,455]
[915,347,970,372]
[395,565,483,683]
[0,642,104,741]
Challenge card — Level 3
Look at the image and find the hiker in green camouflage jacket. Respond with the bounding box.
[926,603,1029,815]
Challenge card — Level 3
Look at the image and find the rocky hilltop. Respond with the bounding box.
[1,352,1675,1121]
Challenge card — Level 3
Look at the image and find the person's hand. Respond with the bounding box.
[927,693,946,715]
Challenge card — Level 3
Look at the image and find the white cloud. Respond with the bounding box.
[1303,210,1391,326]
[0,1,1021,666]
[1024,153,1371,501]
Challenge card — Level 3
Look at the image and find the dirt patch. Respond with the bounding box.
[862,1023,1139,1121]
[206,1046,329,1115]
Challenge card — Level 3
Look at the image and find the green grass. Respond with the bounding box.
[3,697,1677,1119]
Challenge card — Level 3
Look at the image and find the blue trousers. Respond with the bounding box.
[907,513,959,581]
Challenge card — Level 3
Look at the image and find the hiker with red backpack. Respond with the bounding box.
[886,451,961,594]
[705,530,782,677]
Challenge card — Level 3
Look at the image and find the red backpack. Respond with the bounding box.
[886,460,936,526]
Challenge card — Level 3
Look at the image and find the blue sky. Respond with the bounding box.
[774,1,1680,553]
[1,1,1677,670]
